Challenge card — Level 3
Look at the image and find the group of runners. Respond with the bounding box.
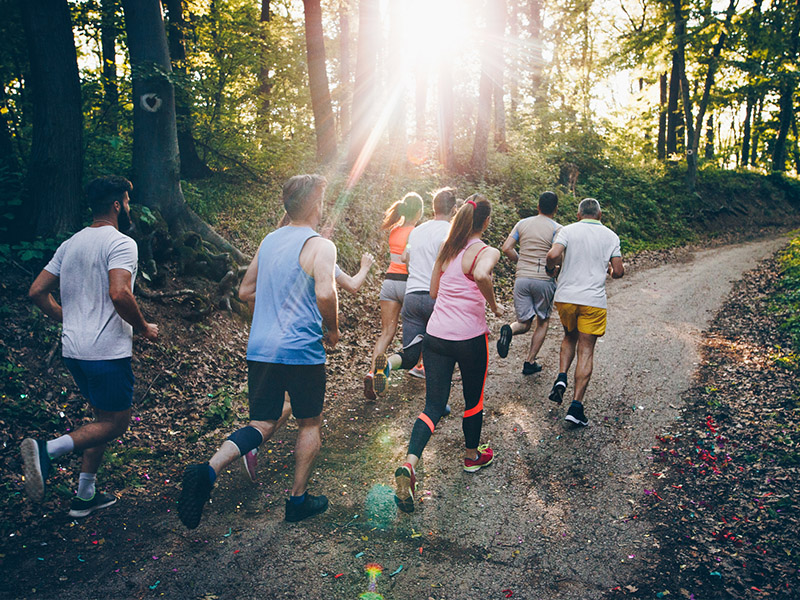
[19,173,623,527]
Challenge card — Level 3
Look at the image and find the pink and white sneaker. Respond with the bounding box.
[243,448,258,482]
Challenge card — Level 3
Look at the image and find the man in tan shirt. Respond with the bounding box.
[497,191,562,374]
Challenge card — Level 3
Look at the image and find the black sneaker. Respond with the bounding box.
[548,377,567,404]
[522,361,542,375]
[178,464,214,529]
[20,438,51,502]
[68,492,117,518]
[497,325,512,358]
[285,493,329,522]
[565,403,589,427]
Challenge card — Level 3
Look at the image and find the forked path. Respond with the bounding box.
[27,235,787,600]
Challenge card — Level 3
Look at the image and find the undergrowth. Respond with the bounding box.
[773,232,800,365]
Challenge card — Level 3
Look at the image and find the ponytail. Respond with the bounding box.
[436,193,491,268]
[381,192,424,230]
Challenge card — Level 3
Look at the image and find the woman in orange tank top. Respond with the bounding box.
[364,193,423,400]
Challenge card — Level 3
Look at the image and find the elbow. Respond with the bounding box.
[109,287,129,304]
[612,269,624,279]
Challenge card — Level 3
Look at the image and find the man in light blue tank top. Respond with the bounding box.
[178,175,340,528]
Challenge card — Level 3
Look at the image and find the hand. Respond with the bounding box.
[141,322,159,341]
[360,252,375,271]
[492,305,503,319]
[323,328,340,348]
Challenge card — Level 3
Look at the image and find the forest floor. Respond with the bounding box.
[1,229,798,600]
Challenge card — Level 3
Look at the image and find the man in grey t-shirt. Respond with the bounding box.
[21,176,158,517]
[497,191,562,374]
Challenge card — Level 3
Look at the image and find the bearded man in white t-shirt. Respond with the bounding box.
[22,176,158,517]
[545,198,624,427]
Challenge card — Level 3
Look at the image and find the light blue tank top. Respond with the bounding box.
[246,226,325,365]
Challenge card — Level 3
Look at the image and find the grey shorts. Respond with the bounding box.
[379,278,407,303]
[513,277,556,322]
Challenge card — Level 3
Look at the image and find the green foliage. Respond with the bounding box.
[202,388,237,431]
[773,234,800,360]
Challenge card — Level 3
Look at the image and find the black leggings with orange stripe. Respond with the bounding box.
[407,333,488,458]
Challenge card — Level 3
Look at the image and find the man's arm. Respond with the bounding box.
[545,243,565,276]
[310,238,339,347]
[109,269,158,340]
[609,256,624,279]
[501,234,519,263]
[238,249,260,311]
[336,253,374,295]
[472,247,503,317]
[28,270,63,321]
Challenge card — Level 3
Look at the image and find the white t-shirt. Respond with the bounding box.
[405,219,451,294]
[45,226,138,360]
[553,219,621,309]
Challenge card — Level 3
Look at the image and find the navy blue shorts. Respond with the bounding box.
[63,357,134,412]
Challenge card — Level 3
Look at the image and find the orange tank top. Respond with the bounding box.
[386,225,414,275]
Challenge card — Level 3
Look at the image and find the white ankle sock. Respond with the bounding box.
[46,434,74,459]
[77,473,97,500]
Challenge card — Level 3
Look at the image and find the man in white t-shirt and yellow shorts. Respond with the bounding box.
[545,198,624,426]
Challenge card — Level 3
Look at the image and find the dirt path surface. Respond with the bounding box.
[3,235,789,600]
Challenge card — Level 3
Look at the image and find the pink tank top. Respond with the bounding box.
[426,239,489,341]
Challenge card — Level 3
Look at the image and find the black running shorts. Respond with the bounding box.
[247,361,326,421]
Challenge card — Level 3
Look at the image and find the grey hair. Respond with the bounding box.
[578,197,601,218]
[283,174,327,219]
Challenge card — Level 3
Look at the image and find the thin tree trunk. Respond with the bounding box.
[471,49,493,174]
[339,1,351,137]
[302,0,337,163]
[349,0,379,165]
[508,0,518,116]
[19,0,83,239]
[257,0,273,136]
[415,66,427,142]
[438,57,455,173]
[165,0,211,179]
[121,0,244,262]
[772,0,800,172]
[704,114,714,159]
[387,0,406,166]
[741,95,753,167]
[751,94,763,166]
[100,0,119,133]
[529,0,544,102]
[666,53,681,156]
[657,72,667,159]
[492,0,507,151]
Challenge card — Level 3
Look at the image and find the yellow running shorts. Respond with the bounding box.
[554,302,607,336]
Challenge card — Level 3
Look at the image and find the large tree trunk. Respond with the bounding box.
[338,1,351,137]
[438,57,455,173]
[165,0,212,179]
[529,0,544,102]
[772,0,800,172]
[302,0,337,163]
[256,0,272,136]
[121,0,244,263]
[19,0,83,239]
[348,0,379,166]
[657,72,667,159]
[666,53,681,156]
[100,0,119,133]
[492,0,507,152]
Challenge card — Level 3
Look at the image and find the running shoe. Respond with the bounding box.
[285,493,329,522]
[464,444,494,472]
[548,376,567,404]
[373,354,390,395]
[178,464,214,529]
[565,403,589,427]
[243,448,258,482]
[394,463,417,514]
[408,364,425,379]
[443,404,452,417]
[497,324,512,358]
[20,438,50,502]
[522,361,543,375]
[68,492,117,518]
[364,373,377,400]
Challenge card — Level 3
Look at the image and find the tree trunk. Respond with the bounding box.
[338,1,351,137]
[19,0,83,240]
[438,56,455,173]
[772,0,800,172]
[100,0,119,133]
[349,0,379,166]
[508,0,518,116]
[302,0,337,163]
[666,52,681,156]
[657,72,667,159]
[751,94,763,166]
[529,0,544,102]
[741,94,753,167]
[257,0,273,136]
[121,0,244,263]
[165,0,212,180]
[704,113,714,159]
[492,0,508,152]
[415,65,427,142]
[387,0,406,166]
[471,2,500,175]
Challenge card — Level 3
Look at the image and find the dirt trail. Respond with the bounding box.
[5,235,788,600]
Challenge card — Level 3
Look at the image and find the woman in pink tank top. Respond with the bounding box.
[393,194,502,513]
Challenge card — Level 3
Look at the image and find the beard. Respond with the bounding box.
[118,206,134,234]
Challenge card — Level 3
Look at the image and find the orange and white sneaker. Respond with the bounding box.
[394,462,417,513]
[464,444,494,472]
[364,373,377,400]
